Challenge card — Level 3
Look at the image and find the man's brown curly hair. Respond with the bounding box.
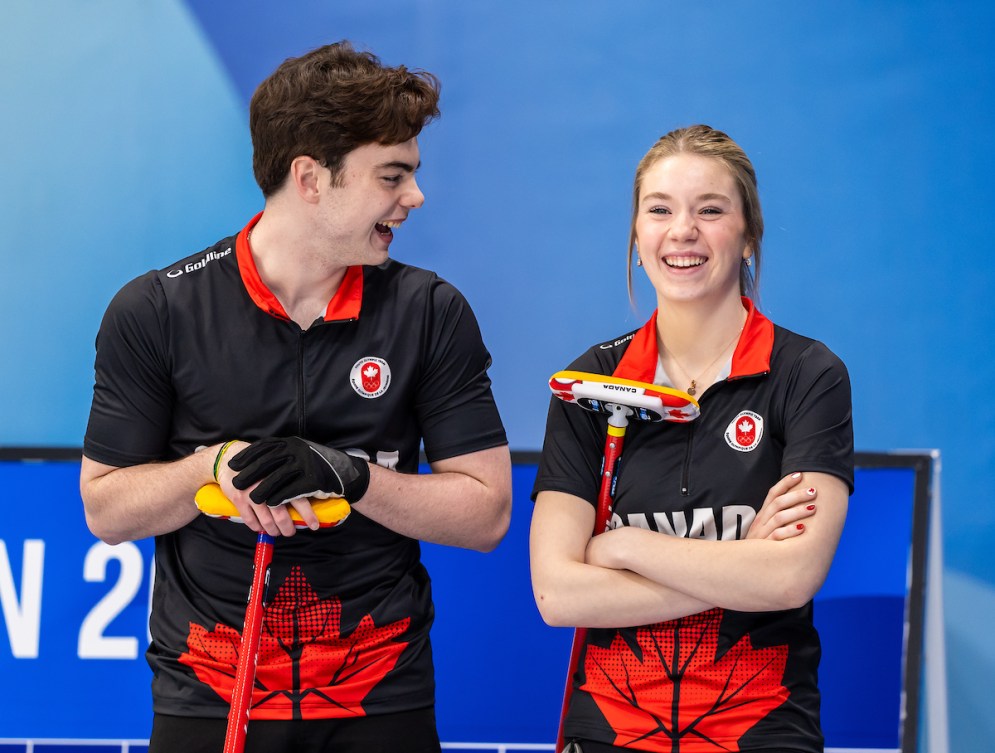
[250,41,441,196]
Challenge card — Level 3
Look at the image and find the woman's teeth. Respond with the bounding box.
[665,257,705,268]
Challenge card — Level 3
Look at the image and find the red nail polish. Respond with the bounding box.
[806,504,816,511]
[796,523,805,530]
[806,487,816,495]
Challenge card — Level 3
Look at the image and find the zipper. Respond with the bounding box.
[294,319,356,438]
[680,422,695,496]
[296,330,306,435]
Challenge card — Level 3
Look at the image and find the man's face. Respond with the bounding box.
[316,138,424,266]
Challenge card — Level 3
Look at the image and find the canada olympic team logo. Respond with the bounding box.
[350,357,391,399]
[724,410,764,452]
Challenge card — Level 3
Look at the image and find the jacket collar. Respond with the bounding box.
[235,212,363,323]
[613,298,773,384]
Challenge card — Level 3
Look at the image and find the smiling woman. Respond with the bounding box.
[530,124,854,753]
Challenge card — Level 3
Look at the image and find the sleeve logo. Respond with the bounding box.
[724,410,764,452]
[165,246,232,278]
[350,357,391,399]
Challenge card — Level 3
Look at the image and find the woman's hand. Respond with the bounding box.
[746,472,817,541]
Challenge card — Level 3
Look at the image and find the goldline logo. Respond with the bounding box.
[165,247,232,278]
[599,333,635,350]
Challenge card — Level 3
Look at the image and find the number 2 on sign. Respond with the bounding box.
[78,542,150,659]
[1,539,152,660]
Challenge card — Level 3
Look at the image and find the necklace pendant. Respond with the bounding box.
[687,380,697,396]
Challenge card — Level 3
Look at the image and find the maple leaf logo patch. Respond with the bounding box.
[724,410,763,452]
[179,566,410,719]
[350,357,391,399]
[581,609,789,752]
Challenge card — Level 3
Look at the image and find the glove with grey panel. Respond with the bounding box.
[228,436,370,507]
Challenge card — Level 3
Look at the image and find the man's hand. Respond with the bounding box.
[228,437,370,507]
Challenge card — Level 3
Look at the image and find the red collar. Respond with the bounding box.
[235,212,363,322]
[613,298,773,383]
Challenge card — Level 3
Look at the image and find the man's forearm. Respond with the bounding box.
[355,446,512,552]
[80,448,217,544]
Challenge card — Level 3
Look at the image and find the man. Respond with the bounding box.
[81,41,511,753]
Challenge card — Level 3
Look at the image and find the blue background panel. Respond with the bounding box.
[1,458,920,749]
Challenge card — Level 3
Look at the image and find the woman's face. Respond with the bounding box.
[634,153,750,308]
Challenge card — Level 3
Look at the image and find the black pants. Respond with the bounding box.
[149,708,441,753]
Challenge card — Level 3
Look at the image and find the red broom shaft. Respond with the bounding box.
[555,421,627,751]
[224,532,274,753]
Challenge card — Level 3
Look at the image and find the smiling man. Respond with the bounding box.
[80,42,511,753]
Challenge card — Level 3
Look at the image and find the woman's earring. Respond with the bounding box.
[636,256,643,267]
[744,257,752,267]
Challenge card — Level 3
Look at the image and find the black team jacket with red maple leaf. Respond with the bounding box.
[532,299,853,753]
[83,213,507,720]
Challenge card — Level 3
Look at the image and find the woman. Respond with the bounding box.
[530,125,853,753]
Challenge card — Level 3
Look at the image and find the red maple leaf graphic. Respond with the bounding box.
[581,609,789,752]
[179,565,410,719]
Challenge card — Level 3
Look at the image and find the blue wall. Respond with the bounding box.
[2,1,992,749]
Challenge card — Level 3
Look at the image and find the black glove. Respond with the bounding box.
[228,436,370,507]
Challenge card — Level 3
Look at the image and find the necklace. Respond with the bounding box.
[664,327,742,397]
